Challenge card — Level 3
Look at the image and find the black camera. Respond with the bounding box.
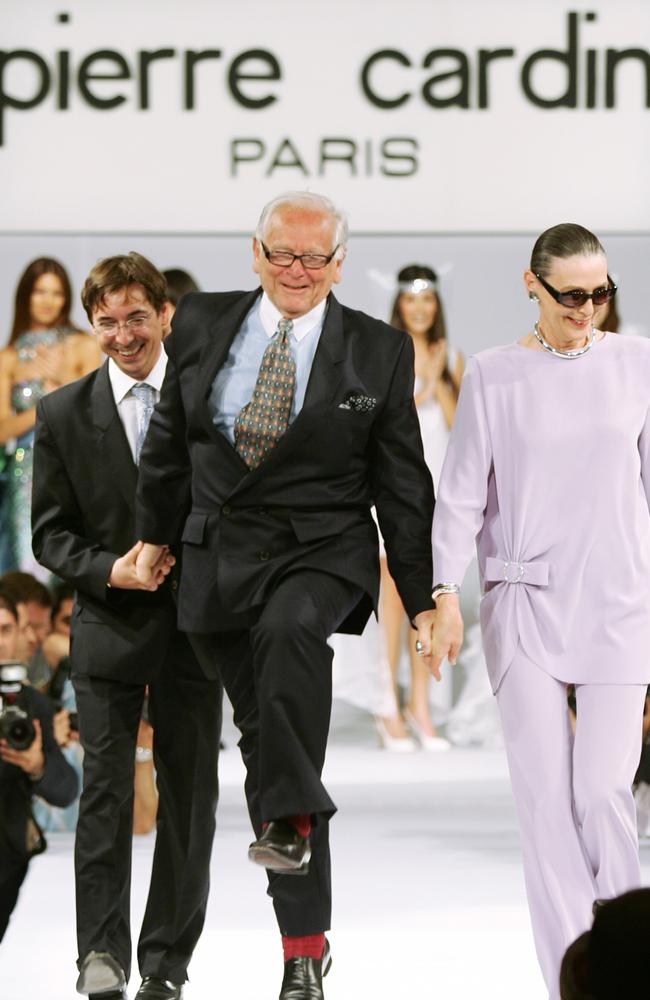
[0,661,36,751]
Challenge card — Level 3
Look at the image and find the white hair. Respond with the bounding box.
[254,191,349,259]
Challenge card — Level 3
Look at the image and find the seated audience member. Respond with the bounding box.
[560,889,650,999]
[0,590,78,942]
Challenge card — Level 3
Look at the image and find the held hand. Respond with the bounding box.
[429,593,464,680]
[133,542,175,589]
[412,608,438,679]
[0,718,45,778]
[110,541,175,591]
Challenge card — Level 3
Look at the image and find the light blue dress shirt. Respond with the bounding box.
[209,292,328,444]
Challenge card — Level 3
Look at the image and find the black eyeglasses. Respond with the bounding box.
[260,242,339,270]
[535,273,617,308]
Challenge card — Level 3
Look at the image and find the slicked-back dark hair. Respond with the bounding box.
[530,223,606,278]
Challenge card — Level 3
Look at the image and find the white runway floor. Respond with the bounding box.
[2,702,649,1000]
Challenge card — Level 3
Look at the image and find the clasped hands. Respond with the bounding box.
[413,594,464,681]
[108,541,175,591]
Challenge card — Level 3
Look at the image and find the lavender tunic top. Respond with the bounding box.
[432,333,650,693]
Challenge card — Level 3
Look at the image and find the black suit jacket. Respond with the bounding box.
[31,363,183,684]
[135,290,435,634]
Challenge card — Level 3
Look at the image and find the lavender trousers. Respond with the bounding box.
[496,652,646,1000]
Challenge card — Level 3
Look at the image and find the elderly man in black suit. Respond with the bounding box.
[134,191,436,999]
[31,254,222,1000]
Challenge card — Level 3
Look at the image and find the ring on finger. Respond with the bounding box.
[415,639,424,655]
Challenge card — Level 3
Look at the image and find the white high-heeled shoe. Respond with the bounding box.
[374,717,418,753]
[404,710,451,752]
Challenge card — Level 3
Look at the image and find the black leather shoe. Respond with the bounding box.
[76,951,127,999]
[279,940,331,1000]
[248,820,311,873]
[134,977,184,999]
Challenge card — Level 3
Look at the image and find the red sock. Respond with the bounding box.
[286,814,312,838]
[262,815,312,837]
[282,933,325,961]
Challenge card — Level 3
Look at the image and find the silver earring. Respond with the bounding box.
[529,291,539,303]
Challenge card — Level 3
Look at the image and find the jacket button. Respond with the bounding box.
[258,506,267,515]
[170,580,178,591]
[222,504,231,516]
[258,550,270,562]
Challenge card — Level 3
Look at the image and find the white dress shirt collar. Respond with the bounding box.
[259,292,327,342]
[107,345,168,405]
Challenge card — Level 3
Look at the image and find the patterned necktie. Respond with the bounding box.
[131,382,157,464]
[234,318,296,470]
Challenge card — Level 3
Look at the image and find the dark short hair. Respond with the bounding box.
[162,268,200,307]
[51,582,75,619]
[588,889,650,998]
[0,571,53,609]
[81,252,167,321]
[9,257,75,345]
[530,223,605,279]
[0,590,19,622]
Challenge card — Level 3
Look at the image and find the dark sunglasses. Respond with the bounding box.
[535,272,617,308]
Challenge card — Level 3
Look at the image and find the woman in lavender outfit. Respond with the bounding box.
[430,223,649,1000]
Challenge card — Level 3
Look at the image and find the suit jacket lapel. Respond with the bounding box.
[90,362,138,508]
[196,289,262,470]
[234,293,345,490]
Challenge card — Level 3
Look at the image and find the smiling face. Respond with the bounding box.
[525,253,608,349]
[92,283,168,380]
[252,205,343,319]
[29,272,67,330]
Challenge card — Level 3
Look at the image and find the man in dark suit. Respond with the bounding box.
[135,192,436,999]
[31,254,222,1000]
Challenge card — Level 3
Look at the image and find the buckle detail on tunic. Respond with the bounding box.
[484,556,550,587]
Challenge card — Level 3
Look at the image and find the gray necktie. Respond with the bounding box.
[234,318,296,470]
[131,382,157,464]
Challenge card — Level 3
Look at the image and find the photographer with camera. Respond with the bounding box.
[0,590,78,942]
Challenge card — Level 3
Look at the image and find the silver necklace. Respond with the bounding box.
[533,322,595,359]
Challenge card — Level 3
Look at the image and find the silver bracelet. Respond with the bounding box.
[432,582,460,602]
[135,746,153,764]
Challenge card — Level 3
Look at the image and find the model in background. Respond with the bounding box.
[0,259,100,578]
[374,266,460,749]
[431,224,648,1000]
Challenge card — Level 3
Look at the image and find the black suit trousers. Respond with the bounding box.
[190,569,362,937]
[74,642,222,982]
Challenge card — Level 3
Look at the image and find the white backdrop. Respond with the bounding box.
[1,0,649,232]
[0,0,649,351]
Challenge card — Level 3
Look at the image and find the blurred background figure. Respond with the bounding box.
[162,267,200,334]
[334,265,499,751]
[0,589,78,942]
[0,573,82,831]
[0,259,100,580]
[377,265,461,749]
[559,889,650,1000]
